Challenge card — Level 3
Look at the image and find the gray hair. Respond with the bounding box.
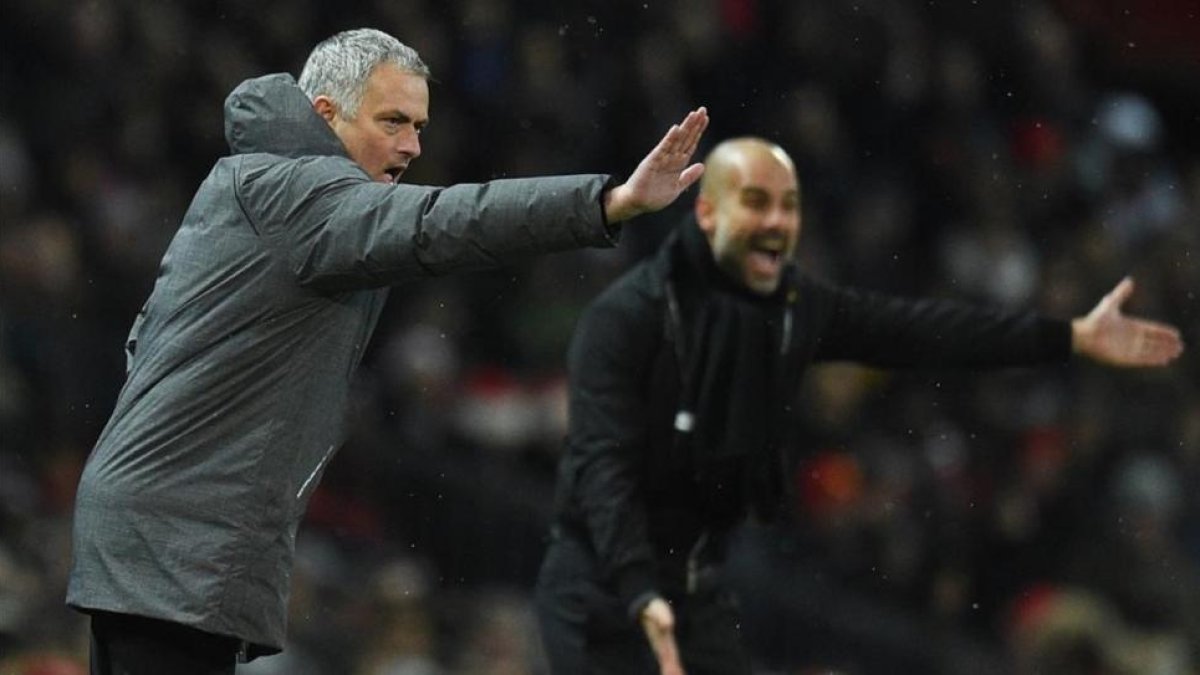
[298,28,431,120]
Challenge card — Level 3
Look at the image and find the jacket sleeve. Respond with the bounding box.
[562,285,662,616]
[237,155,618,291]
[810,280,1073,368]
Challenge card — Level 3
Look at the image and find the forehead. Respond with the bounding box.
[361,63,429,116]
[729,149,797,192]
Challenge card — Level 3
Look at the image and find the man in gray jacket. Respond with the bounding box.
[68,28,708,675]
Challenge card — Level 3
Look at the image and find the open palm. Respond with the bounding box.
[1073,277,1184,367]
[604,108,709,223]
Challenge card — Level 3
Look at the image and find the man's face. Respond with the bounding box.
[696,147,800,295]
[317,63,429,183]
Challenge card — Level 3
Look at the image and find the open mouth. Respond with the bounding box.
[748,249,782,269]
[746,240,786,276]
[382,166,406,183]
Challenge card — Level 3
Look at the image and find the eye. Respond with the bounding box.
[741,194,769,211]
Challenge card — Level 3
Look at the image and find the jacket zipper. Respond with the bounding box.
[297,445,336,500]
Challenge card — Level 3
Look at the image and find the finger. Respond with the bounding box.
[1130,321,1185,365]
[683,109,708,154]
[657,123,682,153]
[1141,320,1183,342]
[653,635,684,675]
[661,108,705,158]
[1104,276,1135,311]
[1144,326,1185,359]
[1135,321,1183,348]
[677,162,706,190]
[678,107,708,154]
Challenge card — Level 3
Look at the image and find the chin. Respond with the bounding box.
[746,278,781,295]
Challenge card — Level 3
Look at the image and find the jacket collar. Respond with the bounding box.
[656,217,798,303]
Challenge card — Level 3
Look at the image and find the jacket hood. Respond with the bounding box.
[223,73,349,158]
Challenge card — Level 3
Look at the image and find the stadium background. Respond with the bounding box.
[1,0,1197,672]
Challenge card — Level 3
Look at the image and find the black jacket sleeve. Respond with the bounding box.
[809,279,1073,367]
[560,275,662,615]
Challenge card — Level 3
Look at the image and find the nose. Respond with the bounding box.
[763,204,790,231]
[398,128,421,160]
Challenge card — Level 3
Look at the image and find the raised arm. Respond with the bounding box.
[604,107,709,224]
[1071,277,1184,367]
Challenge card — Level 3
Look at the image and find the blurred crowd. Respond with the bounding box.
[1,0,1197,673]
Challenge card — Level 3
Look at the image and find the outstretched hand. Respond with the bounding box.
[1072,277,1184,367]
[640,597,685,675]
[604,107,709,224]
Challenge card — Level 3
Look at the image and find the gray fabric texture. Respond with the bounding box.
[68,72,616,652]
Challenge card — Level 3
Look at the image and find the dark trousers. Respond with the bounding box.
[89,611,239,675]
[535,534,752,675]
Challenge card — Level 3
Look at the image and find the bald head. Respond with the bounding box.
[694,137,801,295]
[699,137,797,202]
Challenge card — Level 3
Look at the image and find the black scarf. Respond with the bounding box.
[666,221,794,520]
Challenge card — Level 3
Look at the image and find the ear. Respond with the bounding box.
[312,96,338,124]
[695,194,717,236]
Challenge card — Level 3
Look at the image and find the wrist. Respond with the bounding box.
[1070,317,1088,356]
[603,184,638,224]
[629,591,661,621]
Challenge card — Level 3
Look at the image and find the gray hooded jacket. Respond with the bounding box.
[67,73,616,652]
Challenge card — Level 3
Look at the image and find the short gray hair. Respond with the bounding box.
[298,28,431,120]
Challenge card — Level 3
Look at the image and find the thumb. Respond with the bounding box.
[677,163,706,190]
[1101,276,1135,313]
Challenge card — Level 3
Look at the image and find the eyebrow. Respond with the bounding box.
[739,187,799,199]
[378,110,428,126]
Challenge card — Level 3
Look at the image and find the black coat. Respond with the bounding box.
[549,221,1071,615]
